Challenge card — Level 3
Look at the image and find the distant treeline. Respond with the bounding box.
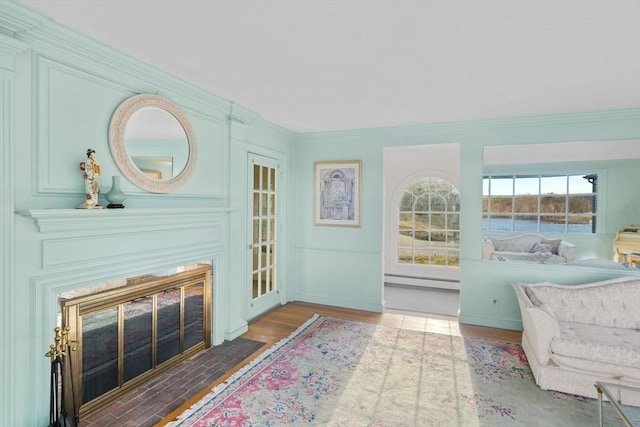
[483,195,594,222]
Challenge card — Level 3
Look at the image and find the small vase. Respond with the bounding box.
[106,175,126,208]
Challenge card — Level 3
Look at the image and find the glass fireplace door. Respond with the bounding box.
[61,264,211,418]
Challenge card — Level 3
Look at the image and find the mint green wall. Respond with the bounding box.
[1,27,29,427]
[1,3,295,425]
[2,2,640,425]
[294,111,640,324]
[293,139,384,311]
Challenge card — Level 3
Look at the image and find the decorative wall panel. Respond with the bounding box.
[34,55,228,199]
[0,32,29,427]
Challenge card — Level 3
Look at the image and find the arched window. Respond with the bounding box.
[397,177,460,267]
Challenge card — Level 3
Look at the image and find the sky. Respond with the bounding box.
[483,175,593,196]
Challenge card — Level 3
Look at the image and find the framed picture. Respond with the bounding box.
[314,160,361,227]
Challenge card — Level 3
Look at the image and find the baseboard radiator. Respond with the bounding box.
[384,273,460,290]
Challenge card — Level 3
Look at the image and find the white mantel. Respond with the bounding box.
[17,208,235,341]
[17,207,232,233]
[14,205,242,427]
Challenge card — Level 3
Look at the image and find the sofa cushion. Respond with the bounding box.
[492,252,566,263]
[491,234,541,252]
[552,322,640,369]
[530,242,553,254]
[541,238,562,254]
[526,278,640,329]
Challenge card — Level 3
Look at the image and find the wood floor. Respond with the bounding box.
[243,301,522,344]
[157,301,521,425]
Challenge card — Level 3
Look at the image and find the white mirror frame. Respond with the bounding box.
[109,94,197,193]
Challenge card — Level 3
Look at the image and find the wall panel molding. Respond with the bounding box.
[295,291,384,313]
[42,238,219,270]
[294,247,383,313]
[33,55,230,198]
[33,54,135,194]
[0,31,29,427]
[294,246,381,256]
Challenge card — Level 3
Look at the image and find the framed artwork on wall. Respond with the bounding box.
[314,160,361,227]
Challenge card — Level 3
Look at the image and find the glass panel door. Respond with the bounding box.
[247,154,281,318]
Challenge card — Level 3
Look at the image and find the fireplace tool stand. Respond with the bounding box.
[45,327,78,427]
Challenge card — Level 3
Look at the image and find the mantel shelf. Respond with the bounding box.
[16,207,233,234]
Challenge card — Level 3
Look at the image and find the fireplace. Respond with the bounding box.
[59,263,212,418]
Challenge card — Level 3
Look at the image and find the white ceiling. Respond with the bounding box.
[20,0,640,133]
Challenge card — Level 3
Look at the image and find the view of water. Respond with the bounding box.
[483,218,593,234]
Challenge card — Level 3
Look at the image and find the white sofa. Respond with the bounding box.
[512,276,640,401]
[483,233,576,263]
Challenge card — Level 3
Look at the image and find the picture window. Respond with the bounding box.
[482,174,597,234]
[397,177,460,267]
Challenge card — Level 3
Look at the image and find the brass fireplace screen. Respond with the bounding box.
[61,264,212,418]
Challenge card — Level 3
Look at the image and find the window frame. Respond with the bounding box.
[482,171,599,234]
[396,177,461,268]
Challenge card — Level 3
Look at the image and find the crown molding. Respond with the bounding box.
[299,108,640,145]
[5,2,298,139]
[2,2,232,117]
[229,101,298,142]
[0,33,28,70]
[0,1,48,34]
[23,21,231,116]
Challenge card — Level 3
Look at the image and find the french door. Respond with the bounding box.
[247,154,281,318]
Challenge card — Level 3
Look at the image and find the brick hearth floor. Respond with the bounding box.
[81,337,265,427]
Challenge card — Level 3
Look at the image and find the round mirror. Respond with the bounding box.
[109,94,196,193]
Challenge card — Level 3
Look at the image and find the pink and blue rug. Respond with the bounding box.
[167,315,598,426]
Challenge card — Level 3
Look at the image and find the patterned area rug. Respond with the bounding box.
[167,315,599,426]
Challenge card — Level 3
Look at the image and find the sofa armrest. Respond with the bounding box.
[482,239,495,260]
[557,241,576,261]
[522,306,560,362]
[512,283,561,363]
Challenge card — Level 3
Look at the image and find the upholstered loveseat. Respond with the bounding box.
[483,233,576,263]
[512,276,640,400]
